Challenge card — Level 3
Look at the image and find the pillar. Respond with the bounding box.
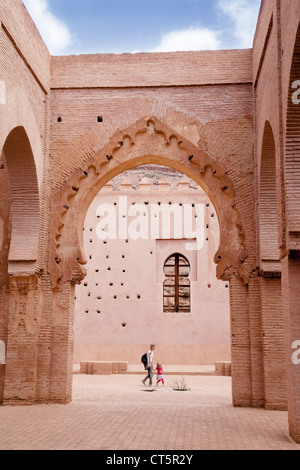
[49,281,75,404]
[282,253,300,443]
[3,275,39,405]
[248,272,265,407]
[229,275,252,407]
[260,275,287,410]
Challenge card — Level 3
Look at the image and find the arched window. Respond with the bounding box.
[163,253,191,313]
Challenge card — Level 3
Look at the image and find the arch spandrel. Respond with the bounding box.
[49,116,248,288]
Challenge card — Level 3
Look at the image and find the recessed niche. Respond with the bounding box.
[122,323,127,328]
[137,295,141,299]
[57,116,62,122]
[97,310,101,314]
[114,295,117,299]
[97,116,103,123]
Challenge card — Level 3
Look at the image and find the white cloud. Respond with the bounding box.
[150,27,222,53]
[218,0,261,48]
[149,0,260,53]
[23,0,73,54]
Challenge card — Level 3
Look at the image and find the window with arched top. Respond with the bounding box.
[163,253,191,313]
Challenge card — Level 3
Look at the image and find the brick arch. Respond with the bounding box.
[286,23,300,246]
[259,121,280,270]
[1,126,40,274]
[49,116,247,287]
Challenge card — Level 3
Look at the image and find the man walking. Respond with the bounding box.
[142,344,155,386]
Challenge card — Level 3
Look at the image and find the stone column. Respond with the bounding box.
[260,275,287,410]
[3,275,39,405]
[49,281,75,404]
[229,275,252,407]
[282,253,300,443]
[35,274,54,404]
[247,272,265,408]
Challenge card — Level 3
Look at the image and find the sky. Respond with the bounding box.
[22,0,262,56]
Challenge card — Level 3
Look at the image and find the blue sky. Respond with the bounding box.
[23,0,262,55]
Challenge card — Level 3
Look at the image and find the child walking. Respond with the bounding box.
[156,362,164,386]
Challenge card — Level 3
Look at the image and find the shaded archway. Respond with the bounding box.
[286,24,300,237]
[0,125,41,405]
[259,121,280,270]
[2,126,40,275]
[258,121,286,411]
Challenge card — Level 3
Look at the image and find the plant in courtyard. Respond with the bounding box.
[172,376,191,391]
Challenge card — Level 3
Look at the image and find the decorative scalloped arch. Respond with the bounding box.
[49,117,247,287]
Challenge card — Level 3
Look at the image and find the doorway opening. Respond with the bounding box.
[73,164,230,370]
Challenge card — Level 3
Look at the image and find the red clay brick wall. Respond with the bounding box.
[0,0,51,404]
[51,50,252,89]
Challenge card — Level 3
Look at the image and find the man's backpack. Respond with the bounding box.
[141,353,147,368]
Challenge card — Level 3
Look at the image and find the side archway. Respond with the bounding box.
[259,121,280,272]
[258,120,286,410]
[2,126,40,274]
